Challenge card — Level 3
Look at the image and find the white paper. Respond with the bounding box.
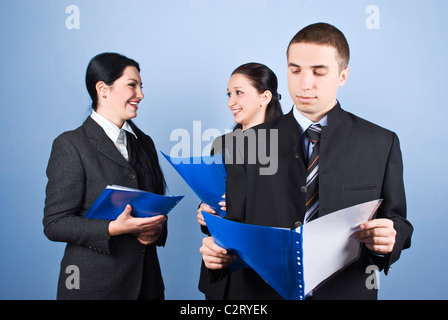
[107,185,141,192]
[301,199,382,296]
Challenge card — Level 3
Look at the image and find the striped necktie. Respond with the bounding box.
[116,129,129,161]
[304,124,321,223]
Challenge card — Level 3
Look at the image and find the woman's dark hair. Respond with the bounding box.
[85,52,166,194]
[85,52,140,110]
[231,62,283,123]
[128,121,167,195]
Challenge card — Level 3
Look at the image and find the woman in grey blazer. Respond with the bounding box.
[43,53,167,299]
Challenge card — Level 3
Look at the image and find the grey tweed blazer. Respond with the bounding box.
[44,117,166,299]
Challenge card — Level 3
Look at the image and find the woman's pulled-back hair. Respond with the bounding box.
[85,52,140,110]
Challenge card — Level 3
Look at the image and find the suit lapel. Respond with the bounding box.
[282,108,308,224]
[318,102,346,219]
[82,117,132,169]
[284,108,306,169]
[320,102,345,165]
[126,131,138,168]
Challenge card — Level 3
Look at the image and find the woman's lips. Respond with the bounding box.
[128,101,139,109]
[232,108,241,116]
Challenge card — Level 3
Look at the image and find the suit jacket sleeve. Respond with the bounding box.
[43,134,112,254]
[200,132,248,285]
[371,132,413,273]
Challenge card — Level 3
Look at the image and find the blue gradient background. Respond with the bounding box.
[0,0,446,299]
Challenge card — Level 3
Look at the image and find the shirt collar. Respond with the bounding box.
[292,105,328,135]
[90,111,138,141]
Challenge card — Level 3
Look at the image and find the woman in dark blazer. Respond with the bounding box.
[197,63,283,299]
[43,53,167,300]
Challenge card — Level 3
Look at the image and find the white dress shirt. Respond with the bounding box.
[90,111,138,160]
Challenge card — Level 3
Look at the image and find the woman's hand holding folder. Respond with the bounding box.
[200,236,237,270]
[197,195,226,226]
[108,204,167,245]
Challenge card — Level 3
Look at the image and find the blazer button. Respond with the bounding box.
[128,173,136,180]
[300,186,307,193]
[294,221,302,228]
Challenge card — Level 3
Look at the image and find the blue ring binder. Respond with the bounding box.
[294,227,305,300]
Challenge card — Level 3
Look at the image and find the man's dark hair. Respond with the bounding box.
[287,22,350,72]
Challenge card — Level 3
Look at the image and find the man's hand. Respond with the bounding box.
[355,218,396,254]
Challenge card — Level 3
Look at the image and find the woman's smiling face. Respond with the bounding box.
[97,65,144,128]
[227,73,268,130]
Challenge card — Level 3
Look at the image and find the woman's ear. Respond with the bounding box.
[95,81,108,99]
[261,90,273,108]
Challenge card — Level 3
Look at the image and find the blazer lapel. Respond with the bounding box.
[318,102,346,219]
[126,131,138,168]
[82,117,132,169]
[284,107,306,168]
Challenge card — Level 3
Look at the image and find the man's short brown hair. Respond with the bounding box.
[287,23,350,72]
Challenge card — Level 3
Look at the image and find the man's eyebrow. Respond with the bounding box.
[288,63,329,69]
[311,65,329,69]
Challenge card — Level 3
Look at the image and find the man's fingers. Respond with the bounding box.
[357,227,396,239]
[360,218,394,230]
[356,219,396,254]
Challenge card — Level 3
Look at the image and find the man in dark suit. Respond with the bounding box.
[200,23,413,299]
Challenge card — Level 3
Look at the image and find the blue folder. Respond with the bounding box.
[202,199,382,300]
[203,211,305,300]
[84,185,184,220]
[161,152,227,217]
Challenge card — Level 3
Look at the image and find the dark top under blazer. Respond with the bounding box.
[200,103,413,300]
[43,117,166,300]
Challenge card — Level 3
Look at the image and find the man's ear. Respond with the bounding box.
[339,67,350,87]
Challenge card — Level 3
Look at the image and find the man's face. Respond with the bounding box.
[287,42,349,122]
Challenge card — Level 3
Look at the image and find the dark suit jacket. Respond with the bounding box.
[43,117,166,300]
[200,103,413,300]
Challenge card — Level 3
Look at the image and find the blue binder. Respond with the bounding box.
[161,152,227,217]
[202,199,382,300]
[84,185,184,220]
[203,212,305,300]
